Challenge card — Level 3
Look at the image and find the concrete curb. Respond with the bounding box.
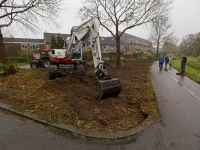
[0,103,154,139]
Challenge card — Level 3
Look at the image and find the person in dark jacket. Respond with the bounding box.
[165,55,169,68]
[158,54,164,71]
[181,54,187,74]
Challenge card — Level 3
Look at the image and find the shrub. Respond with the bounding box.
[85,47,92,56]
[0,62,17,76]
[8,57,28,63]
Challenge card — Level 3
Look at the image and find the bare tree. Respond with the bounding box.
[161,35,178,58]
[0,0,65,63]
[148,15,173,58]
[79,0,173,67]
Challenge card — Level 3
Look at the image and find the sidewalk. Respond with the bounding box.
[149,61,200,150]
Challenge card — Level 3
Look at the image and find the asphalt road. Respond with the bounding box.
[1,61,200,150]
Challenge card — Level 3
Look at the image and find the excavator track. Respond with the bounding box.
[98,78,122,99]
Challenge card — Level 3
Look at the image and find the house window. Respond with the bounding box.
[30,43,39,50]
[121,46,125,49]
[21,43,28,49]
[105,46,109,49]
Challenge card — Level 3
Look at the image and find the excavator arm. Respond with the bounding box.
[66,17,122,99]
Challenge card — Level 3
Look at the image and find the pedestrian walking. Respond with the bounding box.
[181,54,187,75]
[164,55,169,70]
[158,54,164,71]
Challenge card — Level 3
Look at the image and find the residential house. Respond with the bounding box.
[43,33,126,53]
[119,31,155,53]
[3,31,150,57]
[99,36,126,54]
[3,37,45,57]
[43,32,70,49]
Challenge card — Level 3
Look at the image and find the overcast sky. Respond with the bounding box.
[5,0,200,45]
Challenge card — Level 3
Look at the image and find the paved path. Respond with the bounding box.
[1,61,200,150]
[146,61,200,150]
[18,65,30,69]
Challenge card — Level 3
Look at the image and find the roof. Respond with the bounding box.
[3,33,126,47]
[3,37,44,43]
[43,32,70,44]
[44,33,126,46]
[119,31,151,43]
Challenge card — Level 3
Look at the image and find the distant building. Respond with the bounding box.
[43,33,126,53]
[3,31,153,57]
[119,31,155,53]
[3,37,45,57]
[43,32,70,49]
[99,36,126,53]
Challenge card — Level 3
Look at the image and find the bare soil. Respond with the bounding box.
[0,59,158,133]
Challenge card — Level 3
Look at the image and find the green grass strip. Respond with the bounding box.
[170,59,200,83]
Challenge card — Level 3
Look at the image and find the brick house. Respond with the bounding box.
[118,31,155,53]
[3,31,152,57]
[43,33,126,53]
[43,32,70,49]
[99,36,126,53]
[3,37,45,57]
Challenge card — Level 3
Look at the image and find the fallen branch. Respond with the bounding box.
[24,81,46,99]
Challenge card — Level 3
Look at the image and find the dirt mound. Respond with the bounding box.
[0,60,158,132]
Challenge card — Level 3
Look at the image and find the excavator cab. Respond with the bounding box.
[71,43,82,59]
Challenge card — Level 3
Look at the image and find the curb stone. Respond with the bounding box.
[0,103,154,139]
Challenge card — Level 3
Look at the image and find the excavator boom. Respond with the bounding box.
[50,17,122,99]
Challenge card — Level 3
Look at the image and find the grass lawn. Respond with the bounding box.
[170,59,200,83]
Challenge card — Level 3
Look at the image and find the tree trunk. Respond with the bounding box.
[0,29,7,64]
[156,42,160,59]
[116,36,121,68]
[156,47,159,58]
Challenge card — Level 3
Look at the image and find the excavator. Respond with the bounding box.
[48,17,122,99]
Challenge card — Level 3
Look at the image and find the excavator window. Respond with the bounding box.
[72,43,81,59]
[51,50,55,54]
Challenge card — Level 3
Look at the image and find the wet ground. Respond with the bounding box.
[0,61,200,150]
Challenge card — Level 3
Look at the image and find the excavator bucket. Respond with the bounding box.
[98,78,122,99]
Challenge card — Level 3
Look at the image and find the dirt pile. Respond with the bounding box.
[0,60,158,132]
